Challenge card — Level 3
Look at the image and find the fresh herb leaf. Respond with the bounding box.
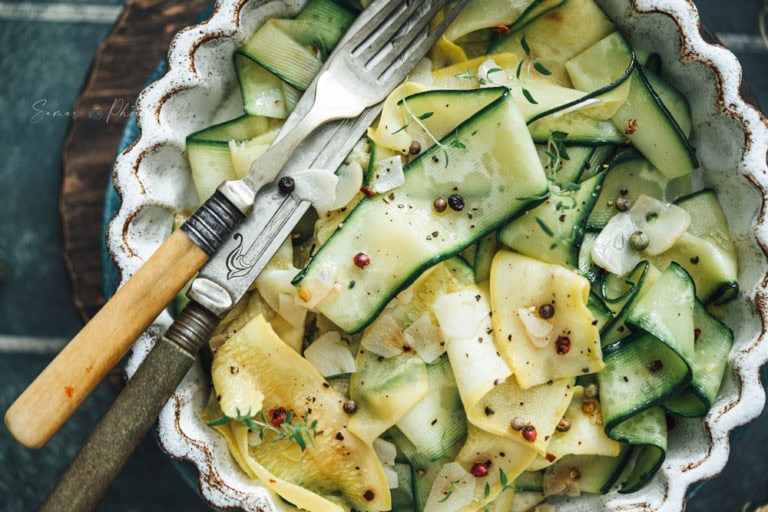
[391,123,410,135]
[536,217,555,237]
[533,61,552,76]
[499,468,508,488]
[562,182,581,192]
[522,87,538,104]
[208,407,318,452]
[515,59,525,79]
[521,35,531,57]
[455,70,476,80]
[448,130,467,150]
[206,415,231,427]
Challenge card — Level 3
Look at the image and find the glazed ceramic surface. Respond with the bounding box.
[107,1,768,510]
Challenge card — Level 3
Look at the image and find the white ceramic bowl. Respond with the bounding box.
[107,1,768,510]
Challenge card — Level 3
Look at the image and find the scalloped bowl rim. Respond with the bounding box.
[106,1,768,510]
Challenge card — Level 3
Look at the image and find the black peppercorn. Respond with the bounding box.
[447,194,465,211]
[538,303,555,319]
[343,400,358,414]
[278,176,295,194]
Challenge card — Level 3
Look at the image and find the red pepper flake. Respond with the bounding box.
[694,327,702,342]
[555,335,571,355]
[64,386,74,398]
[360,186,376,198]
[624,118,638,135]
[268,407,287,427]
[353,252,371,269]
[521,425,537,442]
[492,24,510,36]
[545,453,557,463]
[363,490,375,501]
[470,462,489,477]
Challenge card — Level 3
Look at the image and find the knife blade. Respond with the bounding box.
[188,102,382,316]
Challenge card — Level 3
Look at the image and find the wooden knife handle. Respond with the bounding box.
[4,190,244,449]
[4,229,207,448]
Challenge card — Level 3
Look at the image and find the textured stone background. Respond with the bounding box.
[0,0,765,510]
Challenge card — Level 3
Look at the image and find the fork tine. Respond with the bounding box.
[376,0,469,81]
[344,0,408,51]
[356,1,421,63]
[371,0,451,77]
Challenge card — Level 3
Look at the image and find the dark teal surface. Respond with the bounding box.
[0,1,766,511]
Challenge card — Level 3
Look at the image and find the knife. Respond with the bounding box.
[35,1,471,507]
[37,100,381,511]
[5,0,465,450]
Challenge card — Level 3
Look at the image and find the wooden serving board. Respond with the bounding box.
[60,0,210,322]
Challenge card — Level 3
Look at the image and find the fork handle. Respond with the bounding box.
[5,191,242,449]
[39,301,219,512]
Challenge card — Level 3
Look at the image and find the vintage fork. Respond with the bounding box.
[240,0,467,199]
[22,0,468,510]
[6,0,468,452]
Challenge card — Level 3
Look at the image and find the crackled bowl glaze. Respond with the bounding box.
[107,1,768,510]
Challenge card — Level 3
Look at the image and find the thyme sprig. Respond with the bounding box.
[208,407,319,452]
[516,35,553,104]
[533,130,585,249]
[396,83,468,167]
[454,66,504,86]
[439,468,516,509]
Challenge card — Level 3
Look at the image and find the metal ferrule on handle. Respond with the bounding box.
[4,191,244,449]
[38,301,221,512]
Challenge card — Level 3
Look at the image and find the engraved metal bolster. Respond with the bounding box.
[164,302,220,355]
[181,190,245,255]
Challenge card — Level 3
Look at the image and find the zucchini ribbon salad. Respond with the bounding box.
[182,0,738,510]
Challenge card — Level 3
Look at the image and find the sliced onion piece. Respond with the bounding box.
[629,194,691,255]
[361,313,407,358]
[294,261,340,309]
[403,311,445,363]
[591,212,640,276]
[255,269,296,311]
[517,307,554,348]
[277,292,305,328]
[303,331,356,377]
[373,438,399,488]
[433,291,488,341]
[478,58,507,87]
[329,160,364,211]
[289,168,338,216]
[371,155,405,193]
